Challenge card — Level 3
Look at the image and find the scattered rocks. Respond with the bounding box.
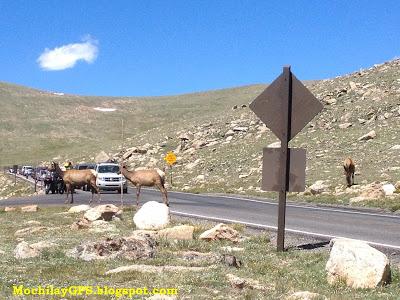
[199,223,240,242]
[133,201,170,230]
[84,204,122,222]
[358,130,376,141]
[326,238,391,288]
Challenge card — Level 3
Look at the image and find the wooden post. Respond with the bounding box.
[120,118,124,208]
[277,66,293,252]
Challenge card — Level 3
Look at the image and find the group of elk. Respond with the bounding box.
[50,161,169,207]
[51,156,353,207]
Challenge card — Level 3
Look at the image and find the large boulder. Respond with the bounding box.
[84,204,122,221]
[133,201,169,230]
[325,238,391,288]
[199,223,240,242]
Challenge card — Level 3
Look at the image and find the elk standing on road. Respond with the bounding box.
[51,162,100,204]
[120,163,169,207]
[343,158,355,187]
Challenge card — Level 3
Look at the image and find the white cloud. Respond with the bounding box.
[37,37,98,71]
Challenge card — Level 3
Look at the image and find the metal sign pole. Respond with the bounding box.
[277,66,293,252]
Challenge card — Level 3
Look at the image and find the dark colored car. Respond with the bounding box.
[44,171,65,194]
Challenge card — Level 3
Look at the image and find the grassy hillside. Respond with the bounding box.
[1,59,400,209]
[0,81,265,165]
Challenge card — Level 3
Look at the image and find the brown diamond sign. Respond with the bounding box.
[249,72,323,141]
[249,66,323,252]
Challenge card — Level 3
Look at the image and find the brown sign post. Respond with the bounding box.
[249,66,323,251]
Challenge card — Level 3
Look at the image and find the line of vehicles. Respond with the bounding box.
[10,162,128,194]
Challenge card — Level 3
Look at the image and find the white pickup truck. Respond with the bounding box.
[95,163,127,193]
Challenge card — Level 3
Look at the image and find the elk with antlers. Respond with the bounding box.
[343,157,355,187]
[120,163,169,207]
[51,162,100,204]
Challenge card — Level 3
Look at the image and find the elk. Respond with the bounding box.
[51,162,100,204]
[120,163,169,207]
[343,157,355,187]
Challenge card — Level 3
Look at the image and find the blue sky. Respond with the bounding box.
[0,1,399,96]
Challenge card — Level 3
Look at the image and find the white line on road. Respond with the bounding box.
[170,210,400,250]
[164,189,400,220]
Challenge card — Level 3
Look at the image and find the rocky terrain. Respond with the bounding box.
[0,174,34,200]
[103,59,400,210]
[0,204,399,299]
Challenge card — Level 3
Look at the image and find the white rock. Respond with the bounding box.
[232,126,248,132]
[14,241,40,259]
[382,184,396,196]
[326,238,391,289]
[133,201,170,230]
[196,175,205,181]
[390,145,400,150]
[358,130,376,141]
[68,205,91,213]
[308,180,329,195]
[338,122,352,129]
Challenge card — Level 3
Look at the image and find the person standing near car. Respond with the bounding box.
[64,161,73,170]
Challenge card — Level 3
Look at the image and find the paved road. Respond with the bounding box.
[1,185,400,250]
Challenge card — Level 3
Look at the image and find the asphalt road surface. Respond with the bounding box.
[1,185,400,250]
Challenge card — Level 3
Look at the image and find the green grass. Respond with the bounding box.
[0,207,399,299]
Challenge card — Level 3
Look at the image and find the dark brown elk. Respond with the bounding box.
[343,158,355,187]
[120,163,168,207]
[51,162,100,204]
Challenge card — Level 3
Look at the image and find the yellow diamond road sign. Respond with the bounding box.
[164,151,177,165]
